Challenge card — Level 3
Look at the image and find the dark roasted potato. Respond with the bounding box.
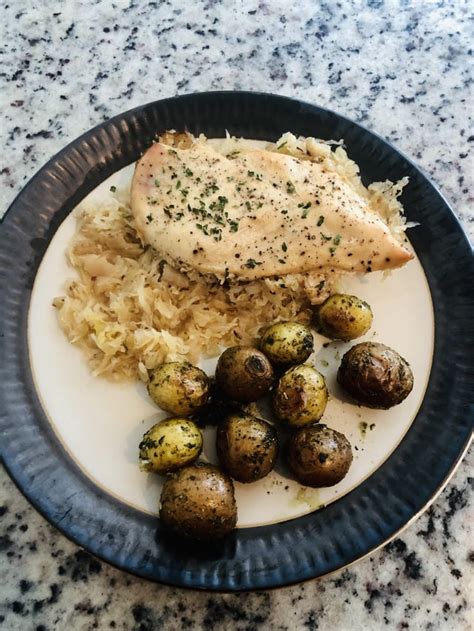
[148,361,209,415]
[337,342,414,409]
[138,418,203,474]
[216,412,278,483]
[273,364,328,427]
[215,346,274,403]
[318,293,373,340]
[159,463,237,539]
[288,424,353,487]
[260,321,314,368]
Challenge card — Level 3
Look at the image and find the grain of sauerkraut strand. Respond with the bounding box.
[53,133,409,382]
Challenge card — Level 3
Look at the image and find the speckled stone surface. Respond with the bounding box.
[1,1,472,629]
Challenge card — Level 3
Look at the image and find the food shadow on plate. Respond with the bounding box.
[154,521,237,560]
[315,340,362,407]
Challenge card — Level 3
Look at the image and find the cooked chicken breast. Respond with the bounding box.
[131,139,412,281]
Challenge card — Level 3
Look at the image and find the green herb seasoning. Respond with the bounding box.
[245,258,262,269]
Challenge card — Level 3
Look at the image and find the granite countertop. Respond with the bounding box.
[1,1,472,629]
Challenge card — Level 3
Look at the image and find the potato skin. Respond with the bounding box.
[273,365,328,427]
[215,346,274,403]
[337,342,414,409]
[159,463,237,540]
[260,322,314,368]
[148,361,209,415]
[288,425,353,487]
[318,294,373,341]
[216,412,278,483]
[139,418,203,474]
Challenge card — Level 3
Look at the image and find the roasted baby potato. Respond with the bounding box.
[159,463,237,540]
[260,322,314,368]
[273,364,328,427]
[318,293,373,340]
[337,341,414,409]
[139,418,203,474]
[288,424,353,487]
[148,361,209,415]
[216,412,278,483]
[215,346,274,403]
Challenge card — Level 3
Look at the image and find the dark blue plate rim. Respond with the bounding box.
[0,91,473,591]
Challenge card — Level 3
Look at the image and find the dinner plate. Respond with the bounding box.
[0,92,472,591]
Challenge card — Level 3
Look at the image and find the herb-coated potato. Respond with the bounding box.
[216,412,278,483]
[139,418,203,474]
[148,361,209,415]
[288,424,353,487]
[159,463,237,540]
[318,293,373,340]
[260,322,314,368]
[337,342,414,409]
[273,364,328,427]
[215,346,274,403]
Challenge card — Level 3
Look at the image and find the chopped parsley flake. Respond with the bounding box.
[209,195,228,213]
[245,258,262,269]
[282,242,288,252]
[184,167,193,177]
[203,182,219,196]
[286,181,296,194]
[320,233,332,242]
[317,215,325,226]
[333,234,341,245]
[146,213,153,223]
[109,185,116,192]
[299,202,311,218]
